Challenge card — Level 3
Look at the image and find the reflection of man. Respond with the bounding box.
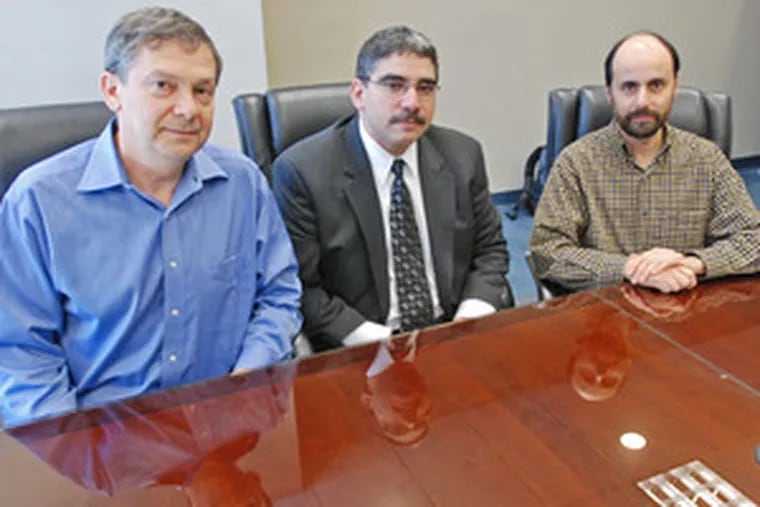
[273,26,510,352]
[568,310,634,402]
[0,7,302,427]
[530,31,760,294]
[11,365,294,506]
[362,334,432,446]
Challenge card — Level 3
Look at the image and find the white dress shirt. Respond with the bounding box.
[343,119,495,346]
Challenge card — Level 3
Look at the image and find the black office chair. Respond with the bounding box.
[0,101,113,200]
[231,93,273,179]
[509,85,732,218]
[232,82,354,181]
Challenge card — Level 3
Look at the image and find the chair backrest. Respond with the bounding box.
[544,85,732,172]
[232,93,273,179]
[232,82,353,181]
[0,101,113,200]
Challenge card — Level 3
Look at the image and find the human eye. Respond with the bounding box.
[382,79,407,94]
[620,82,637,94]
[194,84,215,102]
[649,80,665,92]
[416,81,437,96]
[150,79,175,96]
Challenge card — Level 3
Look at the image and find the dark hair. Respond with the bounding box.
[355,25,438,80]
[604,31,680,86]
[104,6,222,83]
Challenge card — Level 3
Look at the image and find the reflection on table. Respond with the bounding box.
[0,277,758,506]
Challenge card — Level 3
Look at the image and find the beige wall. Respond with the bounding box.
[262,0,760,192]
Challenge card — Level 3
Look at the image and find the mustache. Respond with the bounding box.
[389,111,426,125]
[626,109,661,121]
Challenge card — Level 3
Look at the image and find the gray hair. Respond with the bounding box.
[355,25,438,80]
[104,6,222,83]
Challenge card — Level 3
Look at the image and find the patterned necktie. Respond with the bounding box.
[389,159,434,332]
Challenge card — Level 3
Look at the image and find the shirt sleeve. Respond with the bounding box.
[234,177,303,371]
[529,153,628,291]
[0,190,77,427]
[342,320,392,347]
[686,151,760,278]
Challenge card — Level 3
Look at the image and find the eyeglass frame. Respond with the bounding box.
[357,74,441,98]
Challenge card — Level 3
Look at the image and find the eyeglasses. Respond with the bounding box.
[360,76,440,98]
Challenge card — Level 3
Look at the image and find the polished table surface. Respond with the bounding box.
[1,277,759,506]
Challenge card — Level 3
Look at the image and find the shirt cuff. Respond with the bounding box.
[343,321,392,347]
[454,298,497,320]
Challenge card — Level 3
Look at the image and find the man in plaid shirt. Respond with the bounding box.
[530,31,760,293]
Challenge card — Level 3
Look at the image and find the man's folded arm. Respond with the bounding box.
[686,153,760,279]
[272,156,369,348]
[530,158,628,291]
[460,146,511,308]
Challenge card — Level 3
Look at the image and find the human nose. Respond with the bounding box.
[399,84,421,110]
[634,87,652,110]
[173,87,199,119]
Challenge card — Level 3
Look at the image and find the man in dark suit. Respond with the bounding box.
[273,26,510,352]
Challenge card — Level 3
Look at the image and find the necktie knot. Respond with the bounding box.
[391,159,404,179]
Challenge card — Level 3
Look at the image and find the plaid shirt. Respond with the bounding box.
[530,123,760,291]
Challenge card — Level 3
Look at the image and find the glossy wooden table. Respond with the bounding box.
[1,277,758,506]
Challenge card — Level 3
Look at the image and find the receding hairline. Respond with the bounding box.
[604,31,680,86]
[616,33,673,64]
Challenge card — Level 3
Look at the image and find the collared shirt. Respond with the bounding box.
[343,121,494,346]
[0,120,302,427]
[359,120,443,330]
[530,123,760,291]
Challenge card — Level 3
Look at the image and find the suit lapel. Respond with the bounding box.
[418,134,455,312]
[342,118,390,316]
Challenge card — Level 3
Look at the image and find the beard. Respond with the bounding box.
[615,108,666,139]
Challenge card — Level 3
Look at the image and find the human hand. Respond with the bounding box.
[624,248,686,285]
[634,264,697,293]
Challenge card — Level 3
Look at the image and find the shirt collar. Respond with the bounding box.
[358,116,419,182]
[77,118,228,193]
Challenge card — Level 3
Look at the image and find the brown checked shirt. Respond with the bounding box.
[530,123,760,291]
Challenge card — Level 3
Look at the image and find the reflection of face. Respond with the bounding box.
[101,39,216,171]
[570,350,630,402]
[350,52,436,156]
[568,309,633,402]
[363,362,432,446]
[606,35,678,140]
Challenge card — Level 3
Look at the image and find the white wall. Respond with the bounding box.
[0,1,268,150]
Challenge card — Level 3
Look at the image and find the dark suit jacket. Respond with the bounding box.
[272,115,510,351]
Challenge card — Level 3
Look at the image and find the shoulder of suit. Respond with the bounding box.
[423,124,480,151]
[276,114,356,163]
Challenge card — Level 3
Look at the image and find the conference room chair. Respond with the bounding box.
[233,83,354,357]
[0,101,113,200]
[232,82,354,181]
[509,85,732,219]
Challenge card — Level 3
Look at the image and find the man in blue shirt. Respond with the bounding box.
[0,7,302,427]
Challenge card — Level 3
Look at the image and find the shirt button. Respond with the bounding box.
[169,354,177,362]
[169,261,178,269]
[171,308,180,317]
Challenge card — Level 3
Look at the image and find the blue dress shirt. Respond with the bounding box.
[0,120,302,427]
